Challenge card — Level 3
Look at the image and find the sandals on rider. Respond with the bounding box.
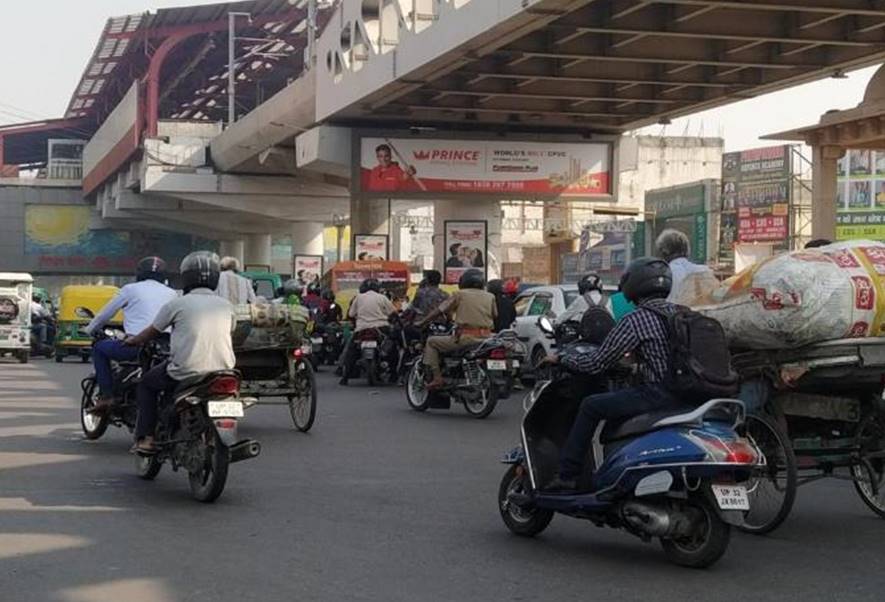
[129,438,157,455]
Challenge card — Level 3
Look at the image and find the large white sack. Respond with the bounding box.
[696,241,885,349]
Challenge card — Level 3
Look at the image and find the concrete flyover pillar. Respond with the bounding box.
[812,145,844,241]
[219,239,245,266]
[350,197,390,256]
[244,234,272,267]
[290,222,325,256]
[433,199,502,282]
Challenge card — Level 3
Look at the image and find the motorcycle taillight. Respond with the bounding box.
[489,348,507,359]
[208,376,239,395]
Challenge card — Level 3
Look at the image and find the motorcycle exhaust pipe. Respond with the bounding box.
[229,439,262,463]
[622,501,677,537]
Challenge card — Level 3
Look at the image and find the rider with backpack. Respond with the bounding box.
[543,257,737,491]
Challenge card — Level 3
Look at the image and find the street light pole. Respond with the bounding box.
[228,11,252,126]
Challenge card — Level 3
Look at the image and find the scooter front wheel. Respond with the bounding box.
[660,496,730,569]
[498,465,553,537]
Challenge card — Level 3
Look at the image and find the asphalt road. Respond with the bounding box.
[2,357,885,602]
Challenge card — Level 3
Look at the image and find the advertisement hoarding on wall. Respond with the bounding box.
[836,150,885,241]
[293,255,323,286]
[443,221,488,284]
[353,234,389,261]
[359,138,611,197]
[721,145,791,243]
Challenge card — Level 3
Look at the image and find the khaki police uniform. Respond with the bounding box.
[424,288,497,377]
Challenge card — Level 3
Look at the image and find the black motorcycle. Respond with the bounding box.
[405,330,525,419]
[135,370,261,503]
[350,327,399,386]
[80,328,167,440]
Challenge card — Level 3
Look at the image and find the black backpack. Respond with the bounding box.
[646,305,739,401]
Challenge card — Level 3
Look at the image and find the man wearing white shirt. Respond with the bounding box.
[655,229,718,305]
[215,256,256,305]
[85,257,177,412]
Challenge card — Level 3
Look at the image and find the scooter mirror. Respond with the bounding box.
[537,316,554,336]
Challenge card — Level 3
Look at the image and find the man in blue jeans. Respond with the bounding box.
[85,257,177,413]
[544,257,679,491]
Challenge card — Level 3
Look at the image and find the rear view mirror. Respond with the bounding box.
[75,307,95,319]
[537,316,554,336]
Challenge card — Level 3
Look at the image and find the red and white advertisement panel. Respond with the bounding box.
[360,138,611,197]
[354,235,389,261]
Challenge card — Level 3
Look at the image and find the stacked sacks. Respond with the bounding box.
[696,240,885,349]
[232,302,310,349]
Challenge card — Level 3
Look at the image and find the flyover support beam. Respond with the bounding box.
[811,145,844,241]
[219,239,245,266]
[350,198,390,258]
[433,199,502,281]
[244,234,273,267]
[290,222,325,256]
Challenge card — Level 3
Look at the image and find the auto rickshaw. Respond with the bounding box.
[55,285,122,363]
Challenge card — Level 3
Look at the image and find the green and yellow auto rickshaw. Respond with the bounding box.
[55,285,122,363]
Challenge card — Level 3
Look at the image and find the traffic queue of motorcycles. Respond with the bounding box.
[52,265,764,571]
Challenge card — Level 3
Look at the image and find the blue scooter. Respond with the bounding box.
[498,319,760,569]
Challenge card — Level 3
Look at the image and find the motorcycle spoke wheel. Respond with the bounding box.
[406,362,430,411]
[851,413,885,518]
[188,430,229,503]
[463,368,498,419]
[80,379,109,440]
[288,367,317,432]
[738,414,797,535]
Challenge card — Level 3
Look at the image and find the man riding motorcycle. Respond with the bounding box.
[415,269,497,390]
[411,270,448,320]
[544,257,680,491]
[85,257,176,414]
[123,251,236,454]
[339,278,396,386]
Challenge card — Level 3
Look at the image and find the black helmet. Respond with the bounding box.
[486,279,504,295]
[362,278,381,293]
[458,269,485,290]
[282,279,304,297]
[136,256,167,283]
[578,273,603,296]
[619,257,672,304]
[179,251,220,293]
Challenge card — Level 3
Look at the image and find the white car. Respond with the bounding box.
[511,284,616,372]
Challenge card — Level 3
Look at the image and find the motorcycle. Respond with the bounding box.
[497,317,759,568]
[79,328,167,440]
[30,315,56,358]
[310,315,345,369]
[135,370,261,503]
[352,327,399,386]
[405,329,525,419]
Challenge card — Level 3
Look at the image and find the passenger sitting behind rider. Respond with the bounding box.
[544,257,678,492]
[339,278,396,386]
[415,269,497,390]
[85,257,177,413]
[124,252,236,455]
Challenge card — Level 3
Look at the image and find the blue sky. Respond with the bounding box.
[0,1,878,152]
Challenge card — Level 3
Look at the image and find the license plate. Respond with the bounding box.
[312,337,323,345]
[512,360,520,368]
[486,359,507,371]
[361,341,377,349]
[207,401,244,418]
[711,484,749,511]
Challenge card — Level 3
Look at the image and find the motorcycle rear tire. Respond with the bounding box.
[188,430,230,503]
[660,496,731,569]
[498,465,553,537]
[135,454,163,480]
[463,368,498,419]
[366,356,379,387]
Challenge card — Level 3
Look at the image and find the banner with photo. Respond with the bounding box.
[721,145,791,243]
[444,221,488,284]
[836,150,885,241]
[293,255,323,287]
[359,137,611,197]
[354,234,389,261]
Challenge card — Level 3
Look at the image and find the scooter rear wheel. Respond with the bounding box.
[660,496,730,569]
[498,465,553,537]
